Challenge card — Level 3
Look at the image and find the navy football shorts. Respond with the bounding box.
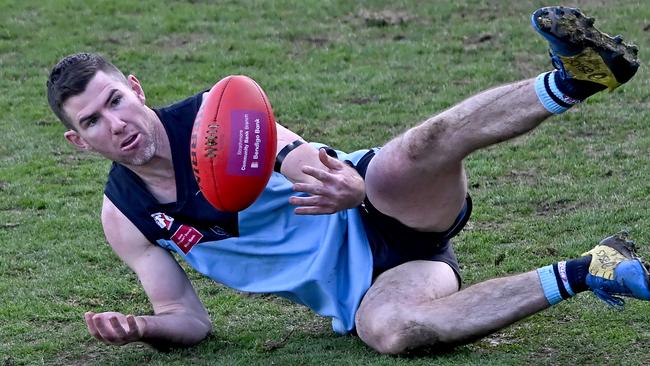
[349,148,472,286]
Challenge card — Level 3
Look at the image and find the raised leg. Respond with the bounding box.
[365,79,551,231]
[365,4,640,232]
[355,5,644,356]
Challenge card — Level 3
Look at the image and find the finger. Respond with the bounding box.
[301,165,336,182]
[93,315,117,343]
[289,195,324,207]
[126,315,140,337]
[109,316,128,339]
[293,182,324,196]
[84,312,101,339]
[318,148,343,170]
[295,206,335,215]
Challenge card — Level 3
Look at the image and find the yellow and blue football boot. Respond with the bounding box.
[532,6,639,91]
[583,232,650,308]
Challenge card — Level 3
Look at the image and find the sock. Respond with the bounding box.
[537,255,591,305]
[553,71,607,101]
[534,69,608,114]
[534,71,581,114]
[564,255,591,293]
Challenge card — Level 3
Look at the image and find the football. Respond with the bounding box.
[190,75,277,212]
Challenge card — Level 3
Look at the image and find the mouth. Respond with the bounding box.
[120,134,139,150]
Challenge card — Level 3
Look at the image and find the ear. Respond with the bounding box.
[64,130,91,150]
[127,74,146,104]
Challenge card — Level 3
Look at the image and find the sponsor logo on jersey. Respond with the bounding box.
[151,212,174,230]
[172,225,204,254]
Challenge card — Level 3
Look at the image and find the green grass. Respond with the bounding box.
[2,0,650,364]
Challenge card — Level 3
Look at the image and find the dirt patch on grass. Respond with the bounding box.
[538,246,559,257]
[350,9,416,27]
[505,168,539,186]
[529,346,559,362]
[346,96,379,105]
[463,33,498,51]
[285,33,335,59]
[482,332,516,346]
[101,31,138,47]
[456,1,527,22]
[464,220,508,232]
[477,322,531,348]
[52,149,101,165]
[536,198,587,216]
[287,34,331,47]
[64,295,106,308]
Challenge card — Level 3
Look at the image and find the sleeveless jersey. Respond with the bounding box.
[104,92,373,334]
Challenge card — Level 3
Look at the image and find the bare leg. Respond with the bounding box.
[355,261,549,354]
[365,78,552,231]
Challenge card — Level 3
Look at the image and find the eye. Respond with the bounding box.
[86,116,99,127]
[110,95,122,107]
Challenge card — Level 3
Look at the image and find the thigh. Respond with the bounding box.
[364,260,459,306]
[364,144,468,232]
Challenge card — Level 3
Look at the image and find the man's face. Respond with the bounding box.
[62,71,157,166]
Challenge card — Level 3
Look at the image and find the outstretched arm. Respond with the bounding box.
[87,196,212,350]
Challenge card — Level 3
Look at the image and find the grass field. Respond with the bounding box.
[2,0,650,365]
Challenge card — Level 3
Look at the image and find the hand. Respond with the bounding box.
[84,311,146,346]
[289,148,365,215]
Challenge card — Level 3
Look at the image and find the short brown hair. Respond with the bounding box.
[47,53,127,129]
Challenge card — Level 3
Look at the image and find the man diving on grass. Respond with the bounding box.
[46,6,645,354]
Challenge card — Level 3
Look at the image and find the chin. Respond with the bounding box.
[124,143,156,166]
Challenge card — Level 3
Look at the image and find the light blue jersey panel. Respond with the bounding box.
[157,146,374,334]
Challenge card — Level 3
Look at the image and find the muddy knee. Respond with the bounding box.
[401,119,454,162]
[355,302,442,355]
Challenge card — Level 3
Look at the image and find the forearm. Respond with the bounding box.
[138,311,212,350]
[279,143,323,184]
[275,123,324,184]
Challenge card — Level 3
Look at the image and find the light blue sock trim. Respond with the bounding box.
[534,72,570,114]
[537,265,563,305]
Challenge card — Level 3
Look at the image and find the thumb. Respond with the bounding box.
[318,148,342,170]
[84,311,96,322]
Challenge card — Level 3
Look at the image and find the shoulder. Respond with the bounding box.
[101,195,155,266]
[155,91,207,119]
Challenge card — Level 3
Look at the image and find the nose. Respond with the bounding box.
[105,112,126,134]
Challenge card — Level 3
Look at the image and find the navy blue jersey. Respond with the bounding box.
[105,92,237,250]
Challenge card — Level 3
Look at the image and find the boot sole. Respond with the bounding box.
[532,6,639,87]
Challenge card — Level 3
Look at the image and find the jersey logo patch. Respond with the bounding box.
[151,212,174,230]
[172,225,204,254]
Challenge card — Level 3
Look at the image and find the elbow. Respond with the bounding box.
[198,313,212,339]
[162,318,212,351]
[183,311,212,345]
